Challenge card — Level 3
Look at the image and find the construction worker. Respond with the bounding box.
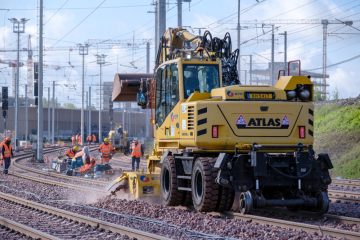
[66,145,78,159]
[86,135,92,145]
[71,135,75,146]
[2,137,13,174]
[98,138,115,164]
[0,138,4,166]
[77,133,81,145]
[131,139,143,171]
[92,134,97,144]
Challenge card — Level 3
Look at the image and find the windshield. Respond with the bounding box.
[183,64,220,98]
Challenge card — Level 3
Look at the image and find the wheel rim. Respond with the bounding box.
[194,169,203,204]
[239,191,253,214]
[162,167,170,198]
[316,191,329,214]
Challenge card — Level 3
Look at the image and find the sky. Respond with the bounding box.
[0,0,359,108]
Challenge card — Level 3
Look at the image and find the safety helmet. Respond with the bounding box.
[104,138,109,143]
[73,146,79,152]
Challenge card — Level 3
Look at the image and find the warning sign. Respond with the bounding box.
[236,115,247,129]
[281,115,289,129]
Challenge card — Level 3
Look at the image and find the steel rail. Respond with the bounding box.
[12,146,107,188]
[252,207,360,226]
[332,179,360,188]
[328,189,360,203]
[222,211,360,240]
[0,215,59,240]
[10,148,109,194]
[0,192,167,240]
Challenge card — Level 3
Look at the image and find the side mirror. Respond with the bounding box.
[136,92,147,109]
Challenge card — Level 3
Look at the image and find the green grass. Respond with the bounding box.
[315,104,360,134]
[314,104,360,178]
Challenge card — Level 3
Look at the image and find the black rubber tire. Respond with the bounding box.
[217,186,235,212]
[191,157,219,212]
[314,191,329,214]
[161,156,183,206]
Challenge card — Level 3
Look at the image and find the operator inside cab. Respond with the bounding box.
[183,64,220,98]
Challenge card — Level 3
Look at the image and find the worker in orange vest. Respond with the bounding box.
[92,134,97,144]
[65,145,79,159]
[98,138,115,164]
[0,138,5,166]
[71,135,75,146]
[131,138,143,171]
[86,135,92,145]
[2,137,13,174]
[77,134,81,146]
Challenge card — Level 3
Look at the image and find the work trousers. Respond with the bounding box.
[132,157,140,171]
[3,157,11,174]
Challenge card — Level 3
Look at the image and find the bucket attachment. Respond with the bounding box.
[107,171,161,199]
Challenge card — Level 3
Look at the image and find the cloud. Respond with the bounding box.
[328,67,360,98]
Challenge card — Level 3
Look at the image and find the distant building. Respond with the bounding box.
[249,62,329,99]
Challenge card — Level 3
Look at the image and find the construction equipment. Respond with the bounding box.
[109,28,333,214]
[108,125,128,152]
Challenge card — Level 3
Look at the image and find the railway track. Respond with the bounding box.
[332,179,360,188]
[328,189,360,203]
[0,216,54,240]
[220,211,360,240]
[8,147,360,239]
[0,191,166,240]
[12,146,108,189]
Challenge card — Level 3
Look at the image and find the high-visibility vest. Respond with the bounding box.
[66,149,76,158]
[3,144,12,158]
[100,143,113,160]
[131,143,142,158]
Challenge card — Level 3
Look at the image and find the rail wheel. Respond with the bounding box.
[217,186,235,212]
[161,156,183,206]
[191,157,219,212]
[314,191,329,214]
[239,191,253,214]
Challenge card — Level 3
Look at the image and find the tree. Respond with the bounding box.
[332,87,339,100]
[63,103,77,109]
[42,97,49,107]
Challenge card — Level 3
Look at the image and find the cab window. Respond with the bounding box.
[155,64,179,126]
[183,64,220,98]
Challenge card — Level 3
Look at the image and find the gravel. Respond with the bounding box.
[1,161,359,239]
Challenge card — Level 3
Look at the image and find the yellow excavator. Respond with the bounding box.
[108,28,333,214]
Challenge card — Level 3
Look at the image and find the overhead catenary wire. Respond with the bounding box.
[50,0,107,47]
[305,53,360,71]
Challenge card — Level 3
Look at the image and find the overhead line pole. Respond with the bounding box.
[37,0,43,161]
[177,0,182,27]
[271,24,275,85]
[9,17,28,151]
[237,0,241,82]
[88,86,91,136]
[51,81,55,144]
[25,84,28,144]
[322,20,328,100]
[79,43,89,146]
[158,0,166,37]
[96,54,106,143]
[47,87,50,143]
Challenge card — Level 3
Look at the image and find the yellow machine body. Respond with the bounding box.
[110,28,332,215]
[108,171,160,199]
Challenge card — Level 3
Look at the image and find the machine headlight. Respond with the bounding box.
[286,90,296,100]
[298,89,310,101]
